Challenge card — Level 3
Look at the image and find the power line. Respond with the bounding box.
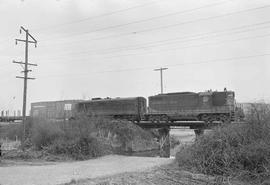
[127,3,270,35]
[33,1,160,32]
[100,53,270,73]
[35,31,270,63]
[38,3,270,42]
[36,22,270,59]
[36,53,270,78]
[37,0,231,41]
[36,19,270,52]
[0,1,157,47]
[93,33,270,60]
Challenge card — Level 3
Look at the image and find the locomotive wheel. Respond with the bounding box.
[200,114,210,123]
[149,115,162,123]
[210,115,218,123]
[161,115,169,122]
[149,115,157,123]
[216,114,221,121]
[220,115,230,123]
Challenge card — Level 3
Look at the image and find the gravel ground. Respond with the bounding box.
[0,155,172,185]
[62,163,246,185]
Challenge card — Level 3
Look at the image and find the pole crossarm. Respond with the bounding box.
[16,76,36,80]
[21,70,33,73]
[154,67,168,71]
[13,60,37,66]
[15,39,36,44]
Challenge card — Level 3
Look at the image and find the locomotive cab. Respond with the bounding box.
[195,90,236,122]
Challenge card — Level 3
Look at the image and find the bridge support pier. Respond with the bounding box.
[158,127,170,158]
[194,128,205,138]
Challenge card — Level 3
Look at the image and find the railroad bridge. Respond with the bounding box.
[135,120,220,158]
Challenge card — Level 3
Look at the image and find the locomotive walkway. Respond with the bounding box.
[136,120,209,129]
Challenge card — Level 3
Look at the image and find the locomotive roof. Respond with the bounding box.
[31,99,83,105]
[78,97,145,103]
[151,90,234,97]
[152,92,197,96]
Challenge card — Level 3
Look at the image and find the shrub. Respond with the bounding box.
[31,119,64,149]
[96,120,152,142]
[48,136,103,160]
[29,117,105,159]
[176,103,270,181]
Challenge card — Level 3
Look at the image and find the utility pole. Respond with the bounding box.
[154,67,168,94]
[13,26,37,147]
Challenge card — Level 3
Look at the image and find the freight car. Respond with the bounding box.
[75,97,146,122]
[146,90,235,122]
[30,100,82,120]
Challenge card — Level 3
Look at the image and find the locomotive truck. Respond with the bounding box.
[31,89,237,123]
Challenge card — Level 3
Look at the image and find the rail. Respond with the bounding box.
[0,116,25,122]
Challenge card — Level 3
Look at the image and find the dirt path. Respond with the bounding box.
[69,164,216,185]
[65,164,247,185]
[0,155,173,185]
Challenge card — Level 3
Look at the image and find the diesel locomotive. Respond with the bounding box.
[75,97,146,121]
[30,89,237,123]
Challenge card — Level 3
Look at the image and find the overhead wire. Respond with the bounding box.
[37,3,270,42]
[37,0,232,41]
[34,27,270,63]
[32,0,161,32]
[36,53,270,78]
[34,21,270,59]
[96,33,270,60]
[1,1,270,76]
[0,0,159,47]
[0,0,228,50]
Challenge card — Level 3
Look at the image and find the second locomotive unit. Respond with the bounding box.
[75,97,146,122]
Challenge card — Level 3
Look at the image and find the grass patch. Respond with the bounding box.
[176,103,270,182]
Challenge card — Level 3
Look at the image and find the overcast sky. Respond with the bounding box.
[0,0,270,113]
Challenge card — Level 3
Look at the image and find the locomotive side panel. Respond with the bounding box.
[76,97,147,120]
[149,92,199,114]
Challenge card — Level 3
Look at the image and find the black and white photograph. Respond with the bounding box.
[0,0,270,184]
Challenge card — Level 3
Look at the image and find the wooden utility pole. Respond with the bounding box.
[154,67,168,94]
[13,26,37,147]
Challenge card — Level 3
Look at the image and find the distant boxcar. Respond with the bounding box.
[147,90,235,122]
[30,100,82,120]
[76,97,146,121]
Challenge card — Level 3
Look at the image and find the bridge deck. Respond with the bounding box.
[136,121,244,129]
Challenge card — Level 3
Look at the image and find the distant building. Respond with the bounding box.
[237,102,270,116]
